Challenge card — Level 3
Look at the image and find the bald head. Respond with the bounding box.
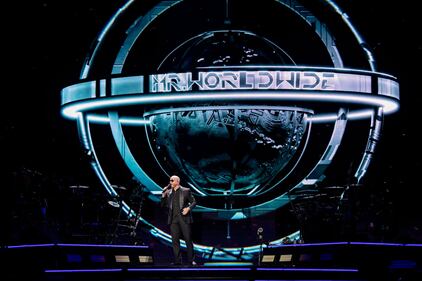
[170,175,180,189]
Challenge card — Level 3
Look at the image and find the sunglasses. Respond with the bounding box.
[170,179,174,182]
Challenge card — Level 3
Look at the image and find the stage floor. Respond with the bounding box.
[3,242,422,280]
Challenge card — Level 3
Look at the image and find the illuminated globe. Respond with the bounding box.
[145,31,311,195]
[60,0,400,259]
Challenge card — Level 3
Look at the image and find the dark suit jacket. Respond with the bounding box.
[161,186,196,225]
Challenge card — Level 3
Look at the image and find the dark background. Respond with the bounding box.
[3,0,422,246]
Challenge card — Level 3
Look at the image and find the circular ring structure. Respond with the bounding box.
[61,0,400,260]
[62,66,399,124]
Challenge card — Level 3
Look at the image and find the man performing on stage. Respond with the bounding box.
[161,175,197,265]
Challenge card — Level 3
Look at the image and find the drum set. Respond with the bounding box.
[67,179,146,245]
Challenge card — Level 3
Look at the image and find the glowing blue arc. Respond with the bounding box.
[76,113,117,197]
[61,68,400,124]
[108,111,162,200]
[62,91,399,120]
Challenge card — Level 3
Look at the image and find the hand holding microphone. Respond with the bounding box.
[162,183,171,198]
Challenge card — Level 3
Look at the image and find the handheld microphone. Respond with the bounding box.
[163,184,171,191]
[257,227,264,241]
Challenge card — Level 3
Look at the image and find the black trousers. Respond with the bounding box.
[170,218,194,263]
